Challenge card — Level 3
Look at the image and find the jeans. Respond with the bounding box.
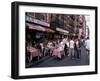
[69,48,74,59]
[75,48,81,60]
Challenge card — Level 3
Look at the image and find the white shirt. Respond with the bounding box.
[59,41,64,49]
[67,42,69,47]
[69,40,74,48]
[40,43,44,50]
[62,38,67,44]
[85,39,90,50]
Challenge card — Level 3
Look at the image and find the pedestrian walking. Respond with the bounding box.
[63,36,69,56]
[85,37,90,56]
[69,38,75,59]
[74,39,81,60]
[64,43,68,56]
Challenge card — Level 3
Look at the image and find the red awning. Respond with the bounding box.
[45,28,55,33]
[26,23,45,31]
[26,23,55,33]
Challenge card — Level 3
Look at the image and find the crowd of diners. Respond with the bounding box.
[26,36,90,63]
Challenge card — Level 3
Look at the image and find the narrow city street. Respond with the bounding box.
[25,12,90,68]
[26,45,89,68]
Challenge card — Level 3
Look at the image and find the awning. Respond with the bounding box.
[56,28,69,34]
[45,28,55,33]
[26,23,45,31]
[26,23,55,33]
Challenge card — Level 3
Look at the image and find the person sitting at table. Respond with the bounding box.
[52,40,56,47]
[26,41,33,62]
[47,41,53,48]
[36,43,42,51]
[40,43,44,53]
[52,40,65,59]
[43,42,49,56]
[26,41,32,51]
[47,40,54,55]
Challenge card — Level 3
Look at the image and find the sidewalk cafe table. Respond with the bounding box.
[27,47,42,62]
[52,47,65,59]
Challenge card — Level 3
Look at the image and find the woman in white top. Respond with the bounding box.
[69,38,75,59]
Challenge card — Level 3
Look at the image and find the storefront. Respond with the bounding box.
[26,23,55,44]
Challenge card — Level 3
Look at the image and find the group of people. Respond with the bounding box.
[26,36,90,63]
[60,37,82,60]
[62,36,90,60]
